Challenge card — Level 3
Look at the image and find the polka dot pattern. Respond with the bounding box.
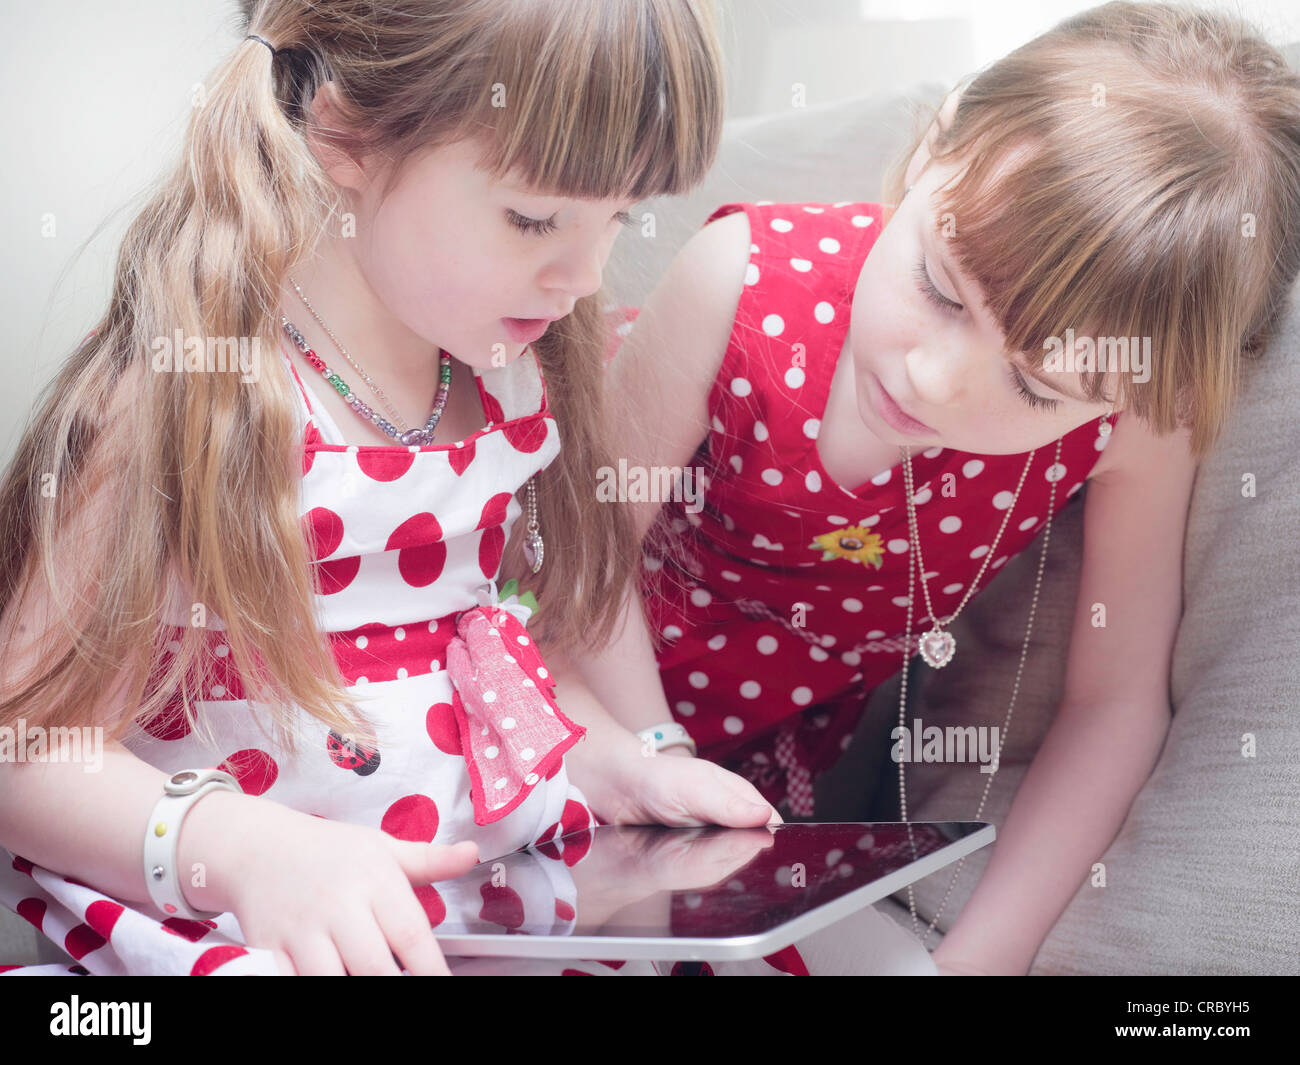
[0,340,607,977]
[636,199,1120,817]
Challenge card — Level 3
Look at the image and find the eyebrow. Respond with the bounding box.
[924,222,1089,403]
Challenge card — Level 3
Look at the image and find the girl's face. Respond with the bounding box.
[847,97,1117,456]
[345,135,637,370]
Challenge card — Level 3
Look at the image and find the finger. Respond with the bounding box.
[270,946,297,976]
[685,762,780,827]
[331,909,402,976]
[287,933,347,977]
[391,838,479,884]
[373,889,452,977]
[426,839,481,879]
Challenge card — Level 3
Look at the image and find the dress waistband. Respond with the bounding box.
[147,593,533,701]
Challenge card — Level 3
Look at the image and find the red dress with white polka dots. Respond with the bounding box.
[639,200,1117,817]
[0,341,610,976]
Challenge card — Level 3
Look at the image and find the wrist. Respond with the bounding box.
[931,940,1025,977]
[172,788,258,916]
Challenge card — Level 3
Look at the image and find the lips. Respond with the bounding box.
[501,317,554,344]
[872,373,936,436]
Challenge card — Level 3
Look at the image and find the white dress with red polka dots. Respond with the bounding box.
[0,341,619,976]
[0,333,936,978]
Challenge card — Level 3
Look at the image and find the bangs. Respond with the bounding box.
[458,0,723,201]
[925,75,1256,414]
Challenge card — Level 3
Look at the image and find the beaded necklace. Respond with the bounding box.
[279,283,544,573]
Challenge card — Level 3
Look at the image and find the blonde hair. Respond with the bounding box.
[0,0,725,754]
[881,0,1300,458]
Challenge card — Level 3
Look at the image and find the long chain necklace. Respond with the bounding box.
[279,282,545,573]
[728,446,1032,659]
[898,434,1064,947]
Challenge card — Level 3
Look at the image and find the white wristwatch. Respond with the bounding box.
[142,768,242,921]
[636,721,697,756]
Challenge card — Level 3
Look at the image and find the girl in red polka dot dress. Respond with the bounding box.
[566,5,1300,975]
[0,1,787,978]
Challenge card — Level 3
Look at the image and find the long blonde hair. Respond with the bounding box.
[0,0,725,754]
[881,0,1300,458]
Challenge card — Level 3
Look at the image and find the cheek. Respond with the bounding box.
[366,202,517,328]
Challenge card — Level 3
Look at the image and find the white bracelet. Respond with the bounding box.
[142,768,242,921]
[636,722,697,756]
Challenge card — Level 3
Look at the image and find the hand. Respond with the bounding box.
[933,958,993,976]
[217,801,480,976]
[582,742,782,828]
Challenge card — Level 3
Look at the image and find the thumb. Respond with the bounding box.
[392,838,479,883]
[685,762,779,828]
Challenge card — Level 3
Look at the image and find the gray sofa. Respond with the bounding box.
[602,76,1300,975]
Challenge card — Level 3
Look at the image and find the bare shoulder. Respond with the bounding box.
[1086,410,1198,488]
[609,208,751,398]
[608,209,753,538]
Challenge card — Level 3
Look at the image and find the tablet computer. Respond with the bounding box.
[433,820,993,961]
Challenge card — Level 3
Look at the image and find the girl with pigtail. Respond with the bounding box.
[561,0,1300,975]
[0,0,788,978]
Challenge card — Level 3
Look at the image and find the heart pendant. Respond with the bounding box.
[523,531,545,574]
[919,627,956,668]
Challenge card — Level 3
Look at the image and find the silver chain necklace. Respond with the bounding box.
[288,275,430,435]
[898,435,1064,947]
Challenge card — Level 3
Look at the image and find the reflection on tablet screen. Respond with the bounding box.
[434,821,986,942]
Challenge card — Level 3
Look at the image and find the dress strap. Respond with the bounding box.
[475,343,552,424]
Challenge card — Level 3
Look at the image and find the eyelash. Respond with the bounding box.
[913,252,1060,413]
[507,208,637,236]
[1008,365,1061,412]
[913,252,962,313]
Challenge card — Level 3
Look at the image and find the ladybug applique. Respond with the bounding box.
[327,729,381,776]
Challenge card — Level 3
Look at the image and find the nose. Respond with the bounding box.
[904,343,966,407]
[540,231,618,304]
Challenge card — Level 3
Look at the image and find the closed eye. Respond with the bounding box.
[506,209,558,236]
[508,208,639,237]
[914,253,962,313]
[1008,364,1061,412]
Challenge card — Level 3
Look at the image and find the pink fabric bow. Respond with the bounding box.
[445,604,585,826]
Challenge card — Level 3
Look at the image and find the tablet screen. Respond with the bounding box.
[432,821,990,955]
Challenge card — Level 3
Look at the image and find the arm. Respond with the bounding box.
[0,736,256,916]
[553,209,751,731]
[0,442,478,976]
[541,212,781,825]
[932,414,1198,975]
[0,488,256,916]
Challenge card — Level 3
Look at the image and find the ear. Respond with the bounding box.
[902,85,965,190]
[302,81,376,194]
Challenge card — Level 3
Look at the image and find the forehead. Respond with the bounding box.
[915,166,1102,402]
